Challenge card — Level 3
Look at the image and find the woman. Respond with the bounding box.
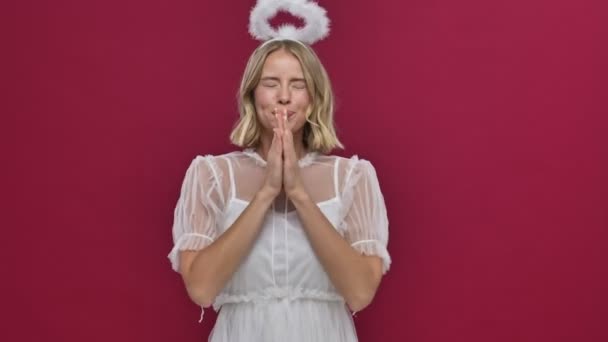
[168,39,391,341]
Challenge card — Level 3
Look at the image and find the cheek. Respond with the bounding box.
[253,89,275,125]
[254,88,274,108]
[294,91,311,107]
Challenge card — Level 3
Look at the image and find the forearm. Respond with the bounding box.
[184,190,274,306]
[290,191,382,311]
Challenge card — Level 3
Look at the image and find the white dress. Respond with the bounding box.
[168,148,391,342]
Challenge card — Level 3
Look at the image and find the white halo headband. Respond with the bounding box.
[249,0,330,46]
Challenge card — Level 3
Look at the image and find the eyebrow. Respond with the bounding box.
[260,77,306,82]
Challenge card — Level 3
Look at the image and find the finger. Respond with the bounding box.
[274,109,281,130]
[284,113,291,138]
[279,126,286,156]
[284,125,292,147]
[281,127,294,163]
[277,109,284,134]
[270,108,277,127]
[273,129,282,150]
[274,128,283,150]
[280,112,290,143]
[271,129,277,152]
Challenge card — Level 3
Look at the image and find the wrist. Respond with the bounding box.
[287,188,311,205]
[255,188,277,205]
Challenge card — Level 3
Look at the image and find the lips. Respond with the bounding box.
[273,109,296,119]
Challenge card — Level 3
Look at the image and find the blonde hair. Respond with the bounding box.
[229,40,344,154]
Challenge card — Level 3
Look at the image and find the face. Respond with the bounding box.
[253,48,311,133]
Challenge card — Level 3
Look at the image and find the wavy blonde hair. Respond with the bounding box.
[229,40,344,154]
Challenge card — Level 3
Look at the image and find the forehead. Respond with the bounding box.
[261,49,304,77]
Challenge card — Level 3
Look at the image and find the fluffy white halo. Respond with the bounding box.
[249,0,330,45]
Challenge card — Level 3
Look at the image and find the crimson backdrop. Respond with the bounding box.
[5,0,607,341]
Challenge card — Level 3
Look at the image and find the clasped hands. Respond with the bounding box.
[262,108,308,201]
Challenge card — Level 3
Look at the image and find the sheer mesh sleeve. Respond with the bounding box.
[339,157,391,274]
[168,155,225,272]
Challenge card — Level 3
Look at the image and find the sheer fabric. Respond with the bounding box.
[168,148,391,342]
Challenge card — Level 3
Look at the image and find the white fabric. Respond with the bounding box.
[249,0,330,45]
[168,148,391,342]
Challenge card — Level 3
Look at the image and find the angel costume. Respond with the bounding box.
[168,148,390,341]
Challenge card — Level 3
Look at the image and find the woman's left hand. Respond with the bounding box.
[278,108,307,199]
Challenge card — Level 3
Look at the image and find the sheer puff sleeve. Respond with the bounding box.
[338,157,391,274]
[168,155,225,273]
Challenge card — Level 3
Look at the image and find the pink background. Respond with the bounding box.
[5,0,607,341]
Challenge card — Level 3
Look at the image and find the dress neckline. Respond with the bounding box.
[242,147,319,168]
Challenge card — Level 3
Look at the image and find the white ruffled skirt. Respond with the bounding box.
[209,298,358,342]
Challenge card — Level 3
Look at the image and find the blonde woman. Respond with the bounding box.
[168,39,391,341]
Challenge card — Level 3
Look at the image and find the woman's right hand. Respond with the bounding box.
[259,113,283,199]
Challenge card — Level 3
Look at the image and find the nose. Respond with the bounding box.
[278,86,291,105]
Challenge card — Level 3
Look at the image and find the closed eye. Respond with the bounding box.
[292,81,307,89]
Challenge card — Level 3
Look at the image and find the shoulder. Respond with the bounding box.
[188,150,244,166]
[180,152,247,198]
[329,154,377,173]
[183,151,245,180]
[329,155,384,193]
[185,154,216,173]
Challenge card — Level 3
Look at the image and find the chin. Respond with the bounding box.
[291,124,306,134]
